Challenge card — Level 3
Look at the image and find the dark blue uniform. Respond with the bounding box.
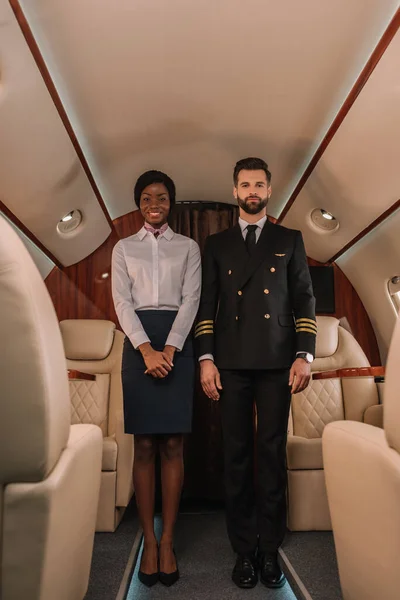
[196,219,316,554]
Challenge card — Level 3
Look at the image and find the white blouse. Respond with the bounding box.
[112,226,201,351]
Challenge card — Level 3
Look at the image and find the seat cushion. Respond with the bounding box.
[287,435,323,470]
[102,437,118,471]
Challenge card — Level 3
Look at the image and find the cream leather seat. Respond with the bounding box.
[60,319,134,532]
[323,316,400,600]
[286,316,380,531]
[0,216,103,600]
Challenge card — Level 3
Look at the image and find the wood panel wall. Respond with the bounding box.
[307,258,381,365]
[45,210,144,324]
[45,210,381,365]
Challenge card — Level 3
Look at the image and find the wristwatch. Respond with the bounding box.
[297,352,314,364]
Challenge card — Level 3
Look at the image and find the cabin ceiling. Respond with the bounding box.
[0,0,399,266]
[0,0,111,266]
[283,28,400,263]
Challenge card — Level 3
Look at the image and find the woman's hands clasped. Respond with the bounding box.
[139,343,176,378]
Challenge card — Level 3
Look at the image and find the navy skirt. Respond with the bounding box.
[122,310,195,435]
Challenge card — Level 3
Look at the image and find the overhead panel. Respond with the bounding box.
[282,29,400,263]
[0,212,54,279]
[0,0,111,267]
[337,208,400,363]
[18,0,399,219]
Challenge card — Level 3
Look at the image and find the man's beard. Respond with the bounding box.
[237,195,269,215]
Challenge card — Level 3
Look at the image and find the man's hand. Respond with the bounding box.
[200,359,223,401]
[289,358,311,394]
[139,343,173,378]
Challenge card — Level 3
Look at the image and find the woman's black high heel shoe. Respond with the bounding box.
[159,548,180,587]
[138,545,159,587]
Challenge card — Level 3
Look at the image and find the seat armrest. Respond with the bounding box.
[68,370,96,381]
[313,366,385,380]
[287,435,323,470]
[322,421,400,600]
[364,404,383,429]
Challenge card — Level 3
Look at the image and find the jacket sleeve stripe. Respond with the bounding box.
[195,325,214,334]
[296,324,317,333]
[296,323,318,331]
[295,318,317,326]
[195,319,214,330]
[195,329,214,338]
[296,326,317,335]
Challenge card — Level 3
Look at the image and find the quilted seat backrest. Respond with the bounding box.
[69,374,110,435]
[60,320,124,439]
[291,316,376,439]
[293,378,344,438]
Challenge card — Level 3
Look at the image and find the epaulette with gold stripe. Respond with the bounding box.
[295,318,317,335]
[195,320,214,338]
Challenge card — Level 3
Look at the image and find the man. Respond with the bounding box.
[196,157,316,589]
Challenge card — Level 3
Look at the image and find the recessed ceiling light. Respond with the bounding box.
[57,209,82,234]
[310,208,339,233]
[61,212,73,222]
[321,209,335,221]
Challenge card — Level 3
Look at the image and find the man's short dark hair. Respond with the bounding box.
[233,157,272,186]
[134,170,176,206]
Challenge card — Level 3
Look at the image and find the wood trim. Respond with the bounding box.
[9,0,114,231]
[312,366,385,380]
[0,199,63,269]
[277,8,400,224]
[68,369,96,381]
[328,198,400,263]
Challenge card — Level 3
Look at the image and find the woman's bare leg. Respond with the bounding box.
[134,434,158,574]
[159,434,184,573]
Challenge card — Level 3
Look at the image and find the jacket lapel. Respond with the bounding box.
[238,220,280,289]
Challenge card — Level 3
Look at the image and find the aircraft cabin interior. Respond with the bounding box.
[1,1,400,599]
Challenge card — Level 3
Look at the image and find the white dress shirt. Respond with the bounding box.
[199,215,310,363]
[238,215,267,242]
[112,226,201,351]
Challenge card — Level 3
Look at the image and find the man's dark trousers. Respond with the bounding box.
[219,368,291,555]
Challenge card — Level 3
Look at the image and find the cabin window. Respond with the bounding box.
[388,276,400,313]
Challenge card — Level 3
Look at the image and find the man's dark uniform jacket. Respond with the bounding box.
[195,219,316,367]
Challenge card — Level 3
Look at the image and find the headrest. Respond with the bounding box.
[0,216,70,483]
[315,316,340,358]
[60,319,116,360]
[384,316,400,453]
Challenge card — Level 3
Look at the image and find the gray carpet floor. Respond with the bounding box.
[85,503,343,600]
[282,531,343,600]
[126,512,297,600]
[84,500,139,600]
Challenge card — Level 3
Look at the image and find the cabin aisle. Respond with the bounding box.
[282,532,343,600]
[85,501,140,600]
[126,512,297,600]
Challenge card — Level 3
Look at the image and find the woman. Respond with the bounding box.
[111,170,201,587]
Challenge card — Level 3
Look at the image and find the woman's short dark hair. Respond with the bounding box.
[233,157,272,186]
[134,170,176,206]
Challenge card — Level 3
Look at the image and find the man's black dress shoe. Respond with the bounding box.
[259,552,286,588]
[232,553,258,589]
[159,549,180,587]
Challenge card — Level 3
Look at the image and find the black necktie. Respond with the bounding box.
[245,225,257,253]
